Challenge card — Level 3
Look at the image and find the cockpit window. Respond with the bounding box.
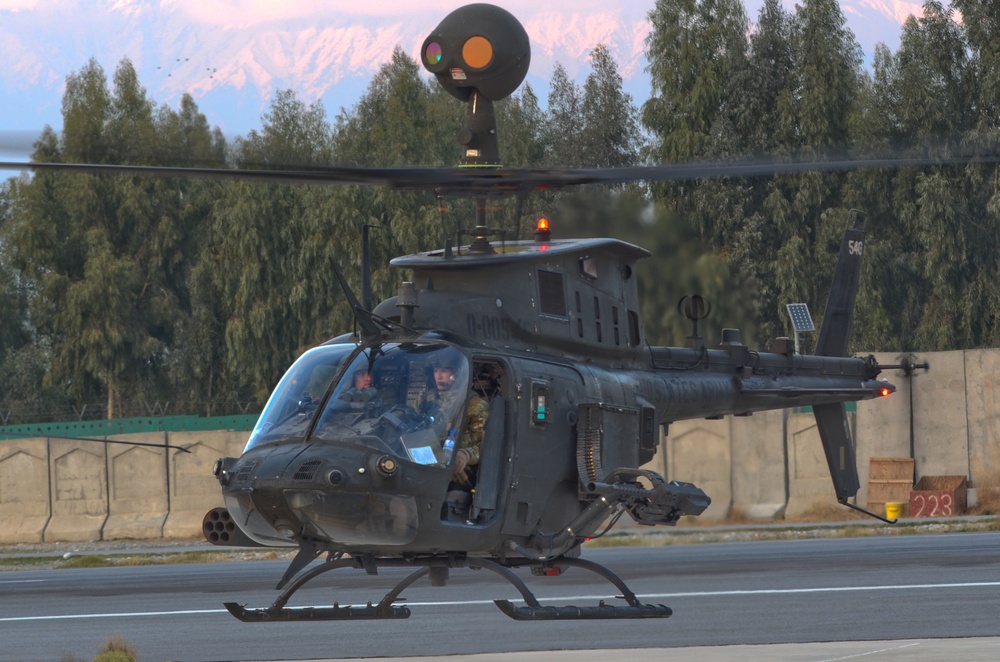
[245,342,471,468]
[244,344,356,451]
[311,343,469,466]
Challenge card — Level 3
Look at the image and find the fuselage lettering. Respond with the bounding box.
[465,314,530,342]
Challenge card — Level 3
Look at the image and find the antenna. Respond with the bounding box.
[679,294,711,351]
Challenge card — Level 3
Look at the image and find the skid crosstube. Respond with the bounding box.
[222,553,672,622]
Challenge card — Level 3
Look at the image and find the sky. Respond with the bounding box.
[0,0,927,153]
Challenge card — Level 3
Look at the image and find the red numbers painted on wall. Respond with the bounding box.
[911,492,953,517]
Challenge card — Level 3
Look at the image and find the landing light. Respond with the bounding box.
[376,455,398,477]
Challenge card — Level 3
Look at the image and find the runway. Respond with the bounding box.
[1,532,998,661]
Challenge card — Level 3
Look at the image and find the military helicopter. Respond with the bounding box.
[2,2,910,623]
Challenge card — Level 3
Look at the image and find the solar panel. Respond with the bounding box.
[786,303,815,333]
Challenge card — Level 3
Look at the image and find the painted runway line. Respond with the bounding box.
[3,580,999,623]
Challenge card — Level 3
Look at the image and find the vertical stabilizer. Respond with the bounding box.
[813,402,861,500]
[814,218,865,357]
[813,214,866,502]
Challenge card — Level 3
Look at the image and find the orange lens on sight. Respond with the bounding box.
[462,36,493,69]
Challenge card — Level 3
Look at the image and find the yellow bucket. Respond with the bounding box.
[885,502,903,519]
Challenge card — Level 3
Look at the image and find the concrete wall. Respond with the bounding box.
[163,430,247,538]
[0,437,50,543]
[0,432,244,543]
[731,410,786,519]
[1,349,998,543]
[662,418,732,521]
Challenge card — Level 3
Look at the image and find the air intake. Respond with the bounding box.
[294,459,323,481]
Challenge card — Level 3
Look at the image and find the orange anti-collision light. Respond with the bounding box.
[881,387,891,397]
[462,36,493,69]
[534,217,552,242]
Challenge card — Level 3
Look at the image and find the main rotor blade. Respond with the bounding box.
[0,130,40,155]
[2,150,998,196]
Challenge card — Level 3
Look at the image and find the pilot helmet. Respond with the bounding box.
[429,350,461,374]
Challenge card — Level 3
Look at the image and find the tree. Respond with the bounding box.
[493,85,550,239]
[892,3,970,147]
[532,48,644,241]
[496,84,545,168]
[849,1,998,351]
[0,181,34,402]
[754,0,862,345]
[159,95,229,409]
[735,0,795,154]
[579,45,642,169]
[952,0,1000,129]
[333,48,464,276]
[791,0,862,151]
[542,64,584,167]
[691,0,796,343]
[643,0,749,163]
[5,59,224,417]
[202,91,337,402]
[951,0,1000,347]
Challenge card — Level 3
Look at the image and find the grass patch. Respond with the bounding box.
[59,551,215,569]
[93,634,138,662]
[970,485,1000,516]
[57,549,286,569]
[0,555,64,568]
[585,516,1000,548]
[56,634,138,662]
[783,502,868,523]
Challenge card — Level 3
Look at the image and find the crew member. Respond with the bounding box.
[341,368,378,402]
[423,356,488,488]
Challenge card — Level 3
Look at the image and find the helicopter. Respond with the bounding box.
[0,2,908,623]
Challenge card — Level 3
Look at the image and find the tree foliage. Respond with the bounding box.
[4,2,1000,420]
[4,59,225,416]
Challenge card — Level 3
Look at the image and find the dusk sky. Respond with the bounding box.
[0,0,926,146]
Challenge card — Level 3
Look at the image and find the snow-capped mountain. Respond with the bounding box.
[0,1,923,138]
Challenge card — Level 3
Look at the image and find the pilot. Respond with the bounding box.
[341,368,378,402]
[422,355,489,488]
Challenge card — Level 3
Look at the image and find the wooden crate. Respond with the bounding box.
[909,475,967,517]
[867,457,914,516]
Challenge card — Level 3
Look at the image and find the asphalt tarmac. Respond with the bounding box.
[3,531,999,661]
[327,639,1000,662]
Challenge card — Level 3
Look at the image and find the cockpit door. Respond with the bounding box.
[471,397,506,521]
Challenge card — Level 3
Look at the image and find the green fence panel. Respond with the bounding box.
[0,414,259,440]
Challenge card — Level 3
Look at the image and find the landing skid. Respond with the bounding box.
[492,558,672,620]
[223,555,671,622]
